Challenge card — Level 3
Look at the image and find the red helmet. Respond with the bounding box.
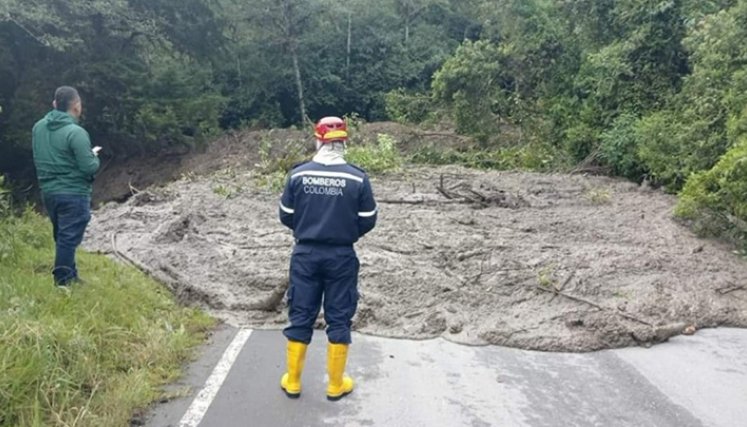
[314,117,348,143]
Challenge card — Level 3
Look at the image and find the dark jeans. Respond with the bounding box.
[284,244,360,345]
[43,194,91,285]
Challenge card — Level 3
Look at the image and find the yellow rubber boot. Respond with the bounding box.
[326,343,354,401]
[280,340,308,398]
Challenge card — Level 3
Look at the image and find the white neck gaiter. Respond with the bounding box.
[313,142,347,165]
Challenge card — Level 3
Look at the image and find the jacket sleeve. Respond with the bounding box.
[69,127,100,176]
[357,175,378,238]
[279,174,295,230]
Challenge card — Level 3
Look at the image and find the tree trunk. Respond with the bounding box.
[404,2,410,45]
[280,0,307,123]
[290,46,307,123]
[346,12,353,81]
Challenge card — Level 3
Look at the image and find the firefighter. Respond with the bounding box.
[278,116,378,401]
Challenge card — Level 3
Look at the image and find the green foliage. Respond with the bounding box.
[634,2,747,191]
[432,40,513,143]
[1,0,474,185]
[347,134,403,173]
[676,139,747,247]
[254,134,307,192]
[385,89,434,124]
[0,176,10,219]
[410,142,565,172]
[635,109,712,190]
[212,183,240,199]
[585,187,612,205]
[599,113,646,180]
[564,123,601,164]
[256,170,289,193]
[133,63,226,150]
[0,211,214,426]
[0,0,230,180]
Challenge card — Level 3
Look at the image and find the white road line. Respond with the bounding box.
[179,329,253,427]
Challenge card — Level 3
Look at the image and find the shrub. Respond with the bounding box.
[637,108,729,191]
[385,89,434,124]
[346,134,403,173]
[254,134,307,192]
[599,113,647,180]
[0,176,10,219]
[676,139,747,247]
[410,142,565,172]
[564,123,600,164]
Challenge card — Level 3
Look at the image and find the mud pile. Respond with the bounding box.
[85,166,747,351]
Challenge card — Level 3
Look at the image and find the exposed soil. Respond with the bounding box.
[90,122,448,205]
[84,161,747,352]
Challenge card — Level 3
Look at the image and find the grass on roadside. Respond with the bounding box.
[0,209,214,427]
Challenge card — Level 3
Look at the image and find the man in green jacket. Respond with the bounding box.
[32,86,101,287]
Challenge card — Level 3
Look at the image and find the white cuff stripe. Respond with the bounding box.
[291,170,364,183]
[358,208,378,218]
[280,203,295,214]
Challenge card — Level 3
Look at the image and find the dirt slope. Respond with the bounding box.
[85,165,747,352]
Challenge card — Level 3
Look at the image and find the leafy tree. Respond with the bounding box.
[638,1,747,189]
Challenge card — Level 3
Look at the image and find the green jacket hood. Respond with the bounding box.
[44,110,77,131]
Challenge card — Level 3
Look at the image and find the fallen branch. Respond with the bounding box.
[378,199,425,205]
[378,198,473,205]
[414,131,471,140]
[466,188,488,203]
[436,174,454,200]
[536,285,653,327]
[550,270,576,303]
[128,180,141,196]
[717,284,746,295]
[372,244,417,256]
[456,249,489,262]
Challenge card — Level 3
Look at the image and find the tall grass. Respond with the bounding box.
[0,210,214,427]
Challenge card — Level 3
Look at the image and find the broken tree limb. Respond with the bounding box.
[413,131,471,141]
[550,270,576,303]
[378,199,426,205]
[716,284,747,295]
[536,285,653,327]
[456,249,489,262]
[378,198,473,205]
[436,174,454,200]
[128,180,141,196]
[372,243,417,256]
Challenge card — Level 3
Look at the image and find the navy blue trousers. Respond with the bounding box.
[43,194,91,285]
[283,244,360,345]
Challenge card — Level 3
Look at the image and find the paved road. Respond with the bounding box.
[146,328,747,427]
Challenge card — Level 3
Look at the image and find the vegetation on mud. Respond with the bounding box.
[0,200,214,426]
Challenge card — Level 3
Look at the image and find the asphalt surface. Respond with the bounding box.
[146,328,747,427]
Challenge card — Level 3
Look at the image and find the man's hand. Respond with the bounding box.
[92,146,103,156]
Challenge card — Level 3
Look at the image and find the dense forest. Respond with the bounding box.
[0,0,745,244]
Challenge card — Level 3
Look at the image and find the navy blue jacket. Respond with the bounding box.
[279,161,378,246]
